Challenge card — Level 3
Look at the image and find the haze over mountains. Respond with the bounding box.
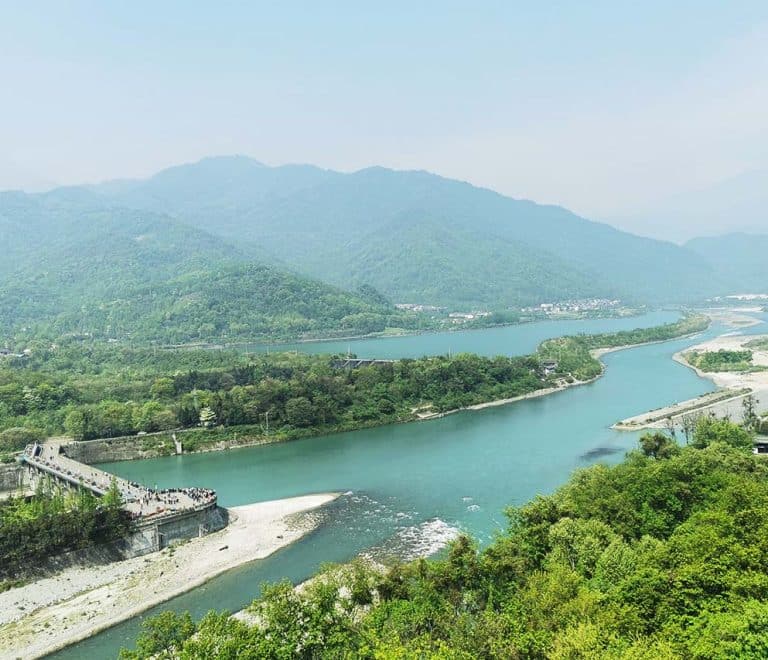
[1,155,765,344]
[615,169,768,243]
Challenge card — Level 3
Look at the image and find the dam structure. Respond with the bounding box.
[17,442,227,557]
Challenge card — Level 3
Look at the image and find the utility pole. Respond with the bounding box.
[264,410,270,436]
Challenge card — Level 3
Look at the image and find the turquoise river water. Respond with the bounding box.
[51,310,766,658]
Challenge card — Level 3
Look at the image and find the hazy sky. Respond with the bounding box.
[2,1,767,227]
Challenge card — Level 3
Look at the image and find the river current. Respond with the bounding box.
[52,310,766,658]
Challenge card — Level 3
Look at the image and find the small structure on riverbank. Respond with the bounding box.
[541,360,559,376]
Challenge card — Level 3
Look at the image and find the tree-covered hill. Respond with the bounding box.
[85,157,730,306]
[0,193,422,344]
[0,157,753,346]
[321,212,614,308]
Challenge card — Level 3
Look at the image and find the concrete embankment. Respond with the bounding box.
[61,430,276,465]
[614,331,768,431]
[0,463,23,492]
[613,389,754,431]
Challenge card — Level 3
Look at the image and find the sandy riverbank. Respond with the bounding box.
[615,331,768,430]
[415,382,582,420]
[0,493,341,660]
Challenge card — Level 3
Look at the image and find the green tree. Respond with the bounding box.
[692,416,753,450]
[63,409,87,440]
[149,377,176,401]
[119,611,195,659]
[639,432,679,459]
[0,426,42,452]
[285,396,316,428]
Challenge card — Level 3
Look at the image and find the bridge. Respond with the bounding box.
[17,443,226,552]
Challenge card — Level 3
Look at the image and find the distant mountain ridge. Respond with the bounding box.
[82,156,730,306]
[1,155,761,344]
[685,233,768,293]
[616,169,768,242]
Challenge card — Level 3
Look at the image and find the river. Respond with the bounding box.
[51,310,764,658]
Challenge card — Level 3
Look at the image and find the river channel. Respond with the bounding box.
[52,310,764,658]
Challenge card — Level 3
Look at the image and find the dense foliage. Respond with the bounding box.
[687,349,755,372]
[0,316,704,455]
[0,482,128,581]
[539,314,709,380]
[123,419,768,659]
[0,343,544,446]
[0,194,430,345]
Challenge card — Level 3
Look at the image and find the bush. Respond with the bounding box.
[0,427,42,452]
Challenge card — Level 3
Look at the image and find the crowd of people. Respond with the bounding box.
[129,486,217,518]
[22,444,217,520]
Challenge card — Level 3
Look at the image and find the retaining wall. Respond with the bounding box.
[61,435,174,464]
[121,505,229,557]
[0,463,24,493]
[62,432,275,465]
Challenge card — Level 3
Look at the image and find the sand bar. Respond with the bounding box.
[615,331,768,430]
[0,493,340,660]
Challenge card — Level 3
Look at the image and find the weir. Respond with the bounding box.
[16,442,228,555]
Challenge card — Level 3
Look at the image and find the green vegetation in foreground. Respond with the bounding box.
[0,315,706,458]
[686,349,756,372]
[0,481,128,583]
[121,418,766,659]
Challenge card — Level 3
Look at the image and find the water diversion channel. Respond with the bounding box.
[52,310,764,658]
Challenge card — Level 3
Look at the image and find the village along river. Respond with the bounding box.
[52,310,766,658]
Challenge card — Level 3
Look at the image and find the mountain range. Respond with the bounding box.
[616,169,768,243]
[0,156,764,344]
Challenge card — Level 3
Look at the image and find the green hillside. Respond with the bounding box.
[1,158,754,347]
[89,157,729,307]
[52,263,426,343]
[326,213,615,308]
[0,193,423,344]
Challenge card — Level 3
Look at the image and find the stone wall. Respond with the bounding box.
[62,432,277,465]
[120,505,229,558]
[0,463,24,493]
[61,435,174,465]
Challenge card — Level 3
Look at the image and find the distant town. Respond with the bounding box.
[520,298,623,315]
[395,298,625,325]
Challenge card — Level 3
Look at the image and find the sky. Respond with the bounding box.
[1,1,767,237]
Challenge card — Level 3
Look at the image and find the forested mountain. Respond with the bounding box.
[322,213,610,308]
[0,192,422,343]
[685,232,768,293]
[1,156,760,346]
[85,157,731,306]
